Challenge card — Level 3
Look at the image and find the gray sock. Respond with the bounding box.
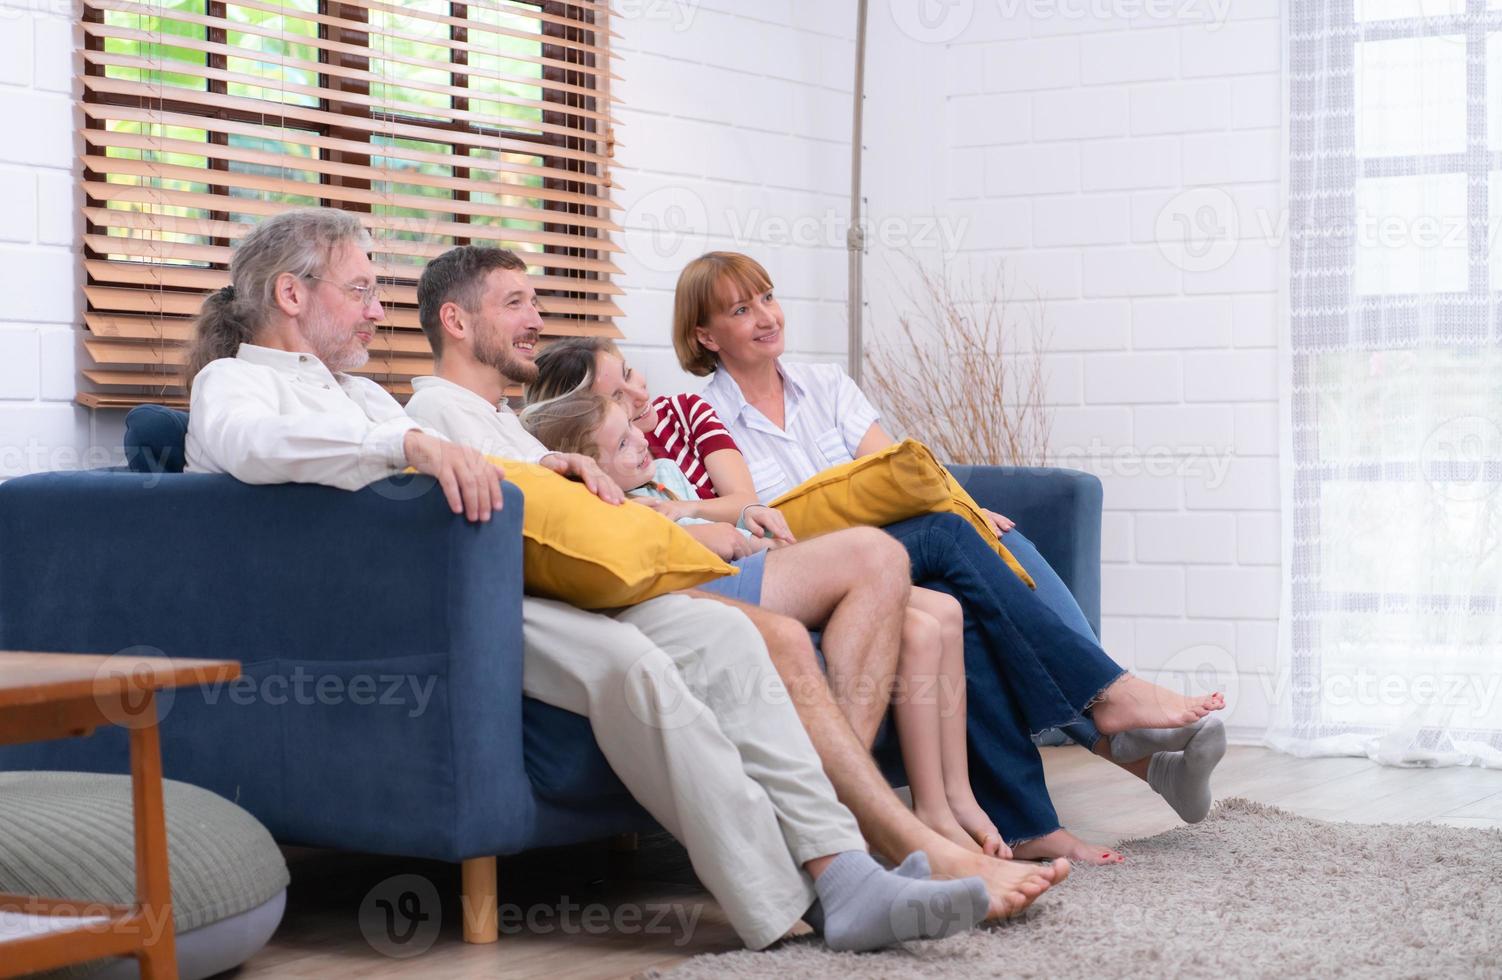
[809,850,934,930]
[891,851,931,878]
[1145,717,1227,823]
[1109,714,1216,764]
[807,851,987,952]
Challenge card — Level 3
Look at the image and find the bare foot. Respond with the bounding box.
[1089,675,1224,735]
[928,841,1067,919]
[914,803,984,855]
[1012,829,1124,866]
[947,794,1010,858]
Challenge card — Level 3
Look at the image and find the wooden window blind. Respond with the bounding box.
[79,0,621,409]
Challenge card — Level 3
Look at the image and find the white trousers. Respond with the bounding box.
[520,593,865,949]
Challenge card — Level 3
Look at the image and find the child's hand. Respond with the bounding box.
[979,829,1009,859]
[743,504,796,545]
[633,497,696,522]
[686,522,758,561]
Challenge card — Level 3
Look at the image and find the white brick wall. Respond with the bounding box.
[865,2,1285,742]
[610,1,856,389]
[0,2,116,475]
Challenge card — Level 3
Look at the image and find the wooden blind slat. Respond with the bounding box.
[91,0,615,83]
[82,22,616,106]
[83,154,619,234]
[83,76,609,167]
[82,102,619,193]
[82,213,624,277]
[81,128,619,219]
[83,49,611,145]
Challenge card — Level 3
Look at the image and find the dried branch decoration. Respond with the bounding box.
[864,256,1052,467]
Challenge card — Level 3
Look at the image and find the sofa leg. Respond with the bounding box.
[461,856,498,944]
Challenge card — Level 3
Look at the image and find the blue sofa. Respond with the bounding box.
[0,406,1101,933]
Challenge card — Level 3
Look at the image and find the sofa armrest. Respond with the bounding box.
[0,470,531,861]
[947,464,1103,639]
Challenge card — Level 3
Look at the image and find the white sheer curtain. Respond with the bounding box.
[1269,0,1502,768]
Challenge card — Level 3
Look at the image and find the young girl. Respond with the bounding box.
[521,391,1009,857]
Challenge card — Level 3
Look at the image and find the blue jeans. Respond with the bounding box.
[884,513,1124,843]
[1001,530,1104,750]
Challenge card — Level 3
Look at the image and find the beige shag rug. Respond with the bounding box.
[650,798,1502,980]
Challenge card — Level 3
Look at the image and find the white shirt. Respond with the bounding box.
[699,360,881,502]
[403,375,552,464]
[185,343,423,490]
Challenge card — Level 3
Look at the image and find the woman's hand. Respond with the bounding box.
[403,430,505,522]
[686,522,759,561]
[982,508,1015,536]
[632,496,698,522]
[540,452,625,504]
[742,504,796,545]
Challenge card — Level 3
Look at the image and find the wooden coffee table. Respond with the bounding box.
[0,652,240,980]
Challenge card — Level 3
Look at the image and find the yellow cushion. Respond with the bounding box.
[769,439,1036,588]
[487,458,735,609]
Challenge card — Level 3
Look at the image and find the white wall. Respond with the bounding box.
[863,0,1284,742]
[609,0,857,389]
[0,1,120,474]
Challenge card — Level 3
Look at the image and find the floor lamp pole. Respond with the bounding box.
[847,0,869,384]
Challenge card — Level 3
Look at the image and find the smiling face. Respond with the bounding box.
[590,402,657,490]
[591,350,659,433]
[301,240,384,373]
[457,266,543,384]
[694,275,785,372]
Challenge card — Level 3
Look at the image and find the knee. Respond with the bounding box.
[848,526,911,589]
[932,592,964,644]
[900,608,942,669]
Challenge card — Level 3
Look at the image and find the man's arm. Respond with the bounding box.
[188,360,415,490]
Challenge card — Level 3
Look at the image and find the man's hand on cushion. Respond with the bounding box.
[403,430,505,522]
[982,508,1016,535]
[541,452,625,505]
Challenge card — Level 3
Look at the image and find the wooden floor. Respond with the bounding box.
[234,746,1502,979]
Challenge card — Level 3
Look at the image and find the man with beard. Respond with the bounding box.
[406,245,1066,916]
[184,210,1010,953]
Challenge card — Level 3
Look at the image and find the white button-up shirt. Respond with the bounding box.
[403,375,552,464]
[185,343,423,490]
[699,360,881,502]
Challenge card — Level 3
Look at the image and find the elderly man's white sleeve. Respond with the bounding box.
[187,361,415,489]
[831,364,882,454]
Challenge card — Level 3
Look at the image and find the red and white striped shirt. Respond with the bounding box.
[645,392,739,500]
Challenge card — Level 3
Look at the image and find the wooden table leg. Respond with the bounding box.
[128,692,178,980]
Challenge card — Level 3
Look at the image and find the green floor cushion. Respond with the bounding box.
[0,772,289,979]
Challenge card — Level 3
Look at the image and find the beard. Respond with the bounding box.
[474,324,539,384]
[303,301,370,374]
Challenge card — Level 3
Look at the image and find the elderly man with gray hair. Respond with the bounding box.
[182,207,1008,954]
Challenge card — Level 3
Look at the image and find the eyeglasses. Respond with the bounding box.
[305,276,384,308]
